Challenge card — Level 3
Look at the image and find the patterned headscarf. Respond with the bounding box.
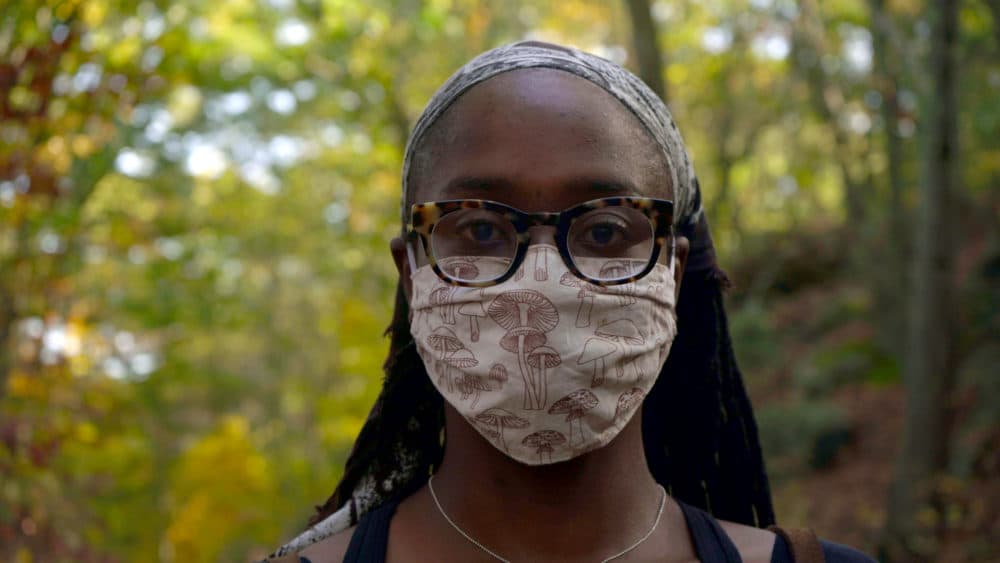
[267,40,725,559]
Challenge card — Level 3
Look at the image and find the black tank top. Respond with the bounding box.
[305,496,874,563]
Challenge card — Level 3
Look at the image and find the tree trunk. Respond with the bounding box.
[0,288,14,398]
[986,0,1000,50]
[713,110,744,239]
[0,221,30,398]
[881,1,959,560]
[624,0,666,100]
[869,0,908,356]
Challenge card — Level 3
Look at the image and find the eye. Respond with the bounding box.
[567,205,656,274]
[576,214,630,247]
[466,220,498,242]
[448,211,515,246]
[585,222,622,245]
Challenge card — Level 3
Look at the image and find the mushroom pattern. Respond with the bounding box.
[534,246,549,281]
[526,345,561,409]
[577,337,617,387]
[442,259,479,281]
[429,260,480,325]
[499,328,547,408]
[456,373,492,409]
[427,327,465,390]
[442,348,478,394]
[521,430,566,463]
[487,290,559,411]
[614,387,645,422]
[548,389,599,448]
[457,301,488,342]
[488,363,508,390]
[598,260,638,307]
[594,319,645,380]
[430,285,457,325]
[474,408,529,453]
[558,271,605,328]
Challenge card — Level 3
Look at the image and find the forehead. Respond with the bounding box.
[408,68,671,213]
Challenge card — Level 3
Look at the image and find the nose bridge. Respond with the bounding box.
[527,224,557,246]
[524,211,560,246]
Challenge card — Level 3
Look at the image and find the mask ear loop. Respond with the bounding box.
[667,229,676,277]
[406,240,419,278]
[404,240,420,324]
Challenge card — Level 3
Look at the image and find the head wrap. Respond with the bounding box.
[266,41,746,560]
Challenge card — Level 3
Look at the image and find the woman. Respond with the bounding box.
[267,41,875,562]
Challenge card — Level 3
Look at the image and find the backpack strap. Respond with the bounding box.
[768,526,825,563]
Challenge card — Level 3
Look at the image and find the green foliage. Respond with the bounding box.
[757,399,852,477]
[728,298,779,375]
[797,339,900,393]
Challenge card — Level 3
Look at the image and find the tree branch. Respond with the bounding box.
[624,0,667,100]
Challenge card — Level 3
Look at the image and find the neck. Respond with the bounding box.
[430,405,674,560]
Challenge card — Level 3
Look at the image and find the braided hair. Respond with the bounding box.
[270,41,774,559]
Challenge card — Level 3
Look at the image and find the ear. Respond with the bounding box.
[390,237,413,303]
[672,235,689,299]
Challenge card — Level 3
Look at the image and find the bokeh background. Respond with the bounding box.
[1,0,997,561]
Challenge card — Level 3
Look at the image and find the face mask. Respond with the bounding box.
[409,245,677,465]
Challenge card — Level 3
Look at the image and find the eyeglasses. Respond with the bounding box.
[406,197,674,287]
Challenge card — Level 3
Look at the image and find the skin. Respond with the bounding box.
[303,68,776,562]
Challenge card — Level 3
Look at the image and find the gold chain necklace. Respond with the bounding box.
[427,474,667,563]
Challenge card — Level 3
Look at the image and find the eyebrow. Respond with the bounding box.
[441,176,639,197]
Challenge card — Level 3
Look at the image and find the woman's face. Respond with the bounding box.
[393,68,687,294]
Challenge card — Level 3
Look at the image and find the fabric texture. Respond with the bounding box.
[410,248,677,465]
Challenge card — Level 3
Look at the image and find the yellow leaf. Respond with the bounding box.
[81,1,106,26]
[76,422,99,444]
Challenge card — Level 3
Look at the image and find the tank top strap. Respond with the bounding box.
[677,501,743,563]
[343,498,401,563]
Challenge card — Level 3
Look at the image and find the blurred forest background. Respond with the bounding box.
[1,0,997,561]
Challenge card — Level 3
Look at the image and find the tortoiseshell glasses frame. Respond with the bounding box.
[405,196,675,288]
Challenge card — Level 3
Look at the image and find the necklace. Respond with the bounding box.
[427,474,667,563]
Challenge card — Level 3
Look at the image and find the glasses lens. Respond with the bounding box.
[567,206,654,281]
[430,207,517,282]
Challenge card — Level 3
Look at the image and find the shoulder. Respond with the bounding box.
[717,519,778,563]
[297,525,355,563]
[717,519,877,563]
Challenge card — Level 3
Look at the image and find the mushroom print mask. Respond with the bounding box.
[409,245,677,465]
